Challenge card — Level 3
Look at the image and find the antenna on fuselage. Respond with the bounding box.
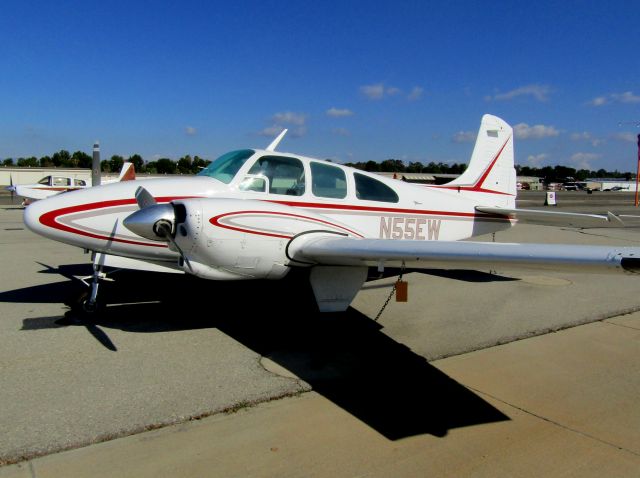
[266,129,288,152]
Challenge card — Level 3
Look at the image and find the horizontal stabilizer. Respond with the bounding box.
[476,206,626,228]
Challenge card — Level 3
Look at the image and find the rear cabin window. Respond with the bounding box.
[354,173,399,203]
[311,162,347,199]
[247,155,305,196]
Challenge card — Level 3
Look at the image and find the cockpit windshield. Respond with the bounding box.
[197,149,255,184]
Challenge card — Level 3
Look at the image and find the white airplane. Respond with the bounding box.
[23,115,640,313]
[7,162,136,206]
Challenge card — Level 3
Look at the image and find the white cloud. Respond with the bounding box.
[258,125,285,137]
[452,131,477,143]
[360,83,403,100]
[588,91,640,106]
[491,84,552,102]
[185,126,197,136]
[272,111,306,126]
[326,107,354,117]
[259,111,308,138]
[332,127,351,137]
[513,123,560,139]
[611,132,638,143]
[570,131,604,147]
[588,96,608,106]
[360,83,385,99]
[612,91,640,104]
[526,154,548,167]
[570,152,601,170]
[407,86,424,101]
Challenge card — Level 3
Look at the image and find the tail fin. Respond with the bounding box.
[117,162,136,182]
[446,114,516,202]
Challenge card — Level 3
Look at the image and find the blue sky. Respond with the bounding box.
[1,0,639,171]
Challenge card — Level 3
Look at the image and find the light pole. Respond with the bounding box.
[636,133,640,207]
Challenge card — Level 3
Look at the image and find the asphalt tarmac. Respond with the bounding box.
[1,191,639,476]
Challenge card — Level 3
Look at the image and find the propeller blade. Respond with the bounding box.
[135,186,156,209]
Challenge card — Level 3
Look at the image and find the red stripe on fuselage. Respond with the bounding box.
[209,210,364,239]
[38,196,509,247]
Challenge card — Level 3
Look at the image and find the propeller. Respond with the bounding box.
[124,186,193,271]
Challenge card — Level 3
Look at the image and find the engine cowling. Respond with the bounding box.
[170,198,361,280]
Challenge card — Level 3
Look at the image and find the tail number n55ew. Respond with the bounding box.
[379,217,441,240]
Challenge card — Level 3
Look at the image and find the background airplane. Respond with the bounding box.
[23,115,640,313]
[6,162,135,206]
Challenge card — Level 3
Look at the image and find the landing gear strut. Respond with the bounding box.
[67,252,117,314]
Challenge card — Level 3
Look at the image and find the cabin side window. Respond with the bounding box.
[310,162,347,199]
[246,155,305,196]
[354,173,399,203]
[53,177,71,187]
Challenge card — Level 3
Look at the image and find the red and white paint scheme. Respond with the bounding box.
[23,115,640,312]
[8,162,135,206]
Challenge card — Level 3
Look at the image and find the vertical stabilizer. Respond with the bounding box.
[445,114,516,203]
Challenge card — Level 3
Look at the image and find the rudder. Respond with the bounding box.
[445,114,516,203]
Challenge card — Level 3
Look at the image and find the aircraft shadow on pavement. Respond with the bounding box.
[14,267,509,440]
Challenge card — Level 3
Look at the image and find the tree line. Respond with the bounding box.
[345,160,636,183]
[1,150,211,175]
[3,150,636,183]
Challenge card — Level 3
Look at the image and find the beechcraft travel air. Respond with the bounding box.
[23,115,640,313]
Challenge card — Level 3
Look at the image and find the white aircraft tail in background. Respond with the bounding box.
[7,161,135,206]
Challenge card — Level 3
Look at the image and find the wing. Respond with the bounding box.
[476,206,627,228]
[292,236,640,274]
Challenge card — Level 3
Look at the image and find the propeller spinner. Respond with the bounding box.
[123,186,192,270]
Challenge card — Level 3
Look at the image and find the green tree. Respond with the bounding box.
[156,158,176,174]
[39,156,53,167]
[72,151,92,168]
[145,161,157,174]
[110,155,124,173]
[2,158,13,166]
[100,159,111,172]
[18,157,39,167]
[406,161,424,173]
[51,150,71,167]
[177,155,193,174]
[192,156,209,173]
[127,154,144,173]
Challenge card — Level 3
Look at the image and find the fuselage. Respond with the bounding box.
[24,149,515,268]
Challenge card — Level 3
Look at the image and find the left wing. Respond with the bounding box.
[292,236,640,274]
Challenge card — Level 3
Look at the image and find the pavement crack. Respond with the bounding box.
[467,386,640,458]
[603,320,640,331]
[574,229,640,244]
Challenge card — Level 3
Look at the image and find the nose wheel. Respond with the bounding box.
[67,254,117,315]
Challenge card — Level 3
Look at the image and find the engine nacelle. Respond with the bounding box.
[171,198,361,280]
